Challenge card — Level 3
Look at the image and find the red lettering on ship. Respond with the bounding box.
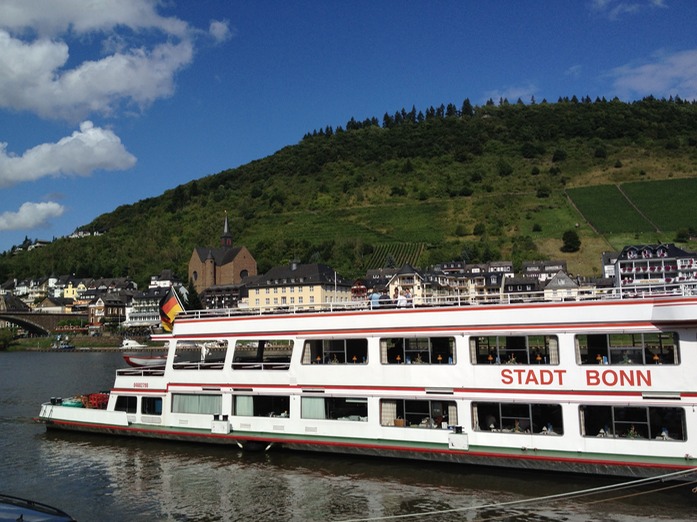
[134,382,148,388]
[586,369,651,387]
[500,368,566,386]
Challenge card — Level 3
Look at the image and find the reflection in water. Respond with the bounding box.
[38,431,695,522]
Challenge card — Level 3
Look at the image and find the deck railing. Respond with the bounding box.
[176,284,695,321]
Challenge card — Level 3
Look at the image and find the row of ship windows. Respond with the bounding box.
[116,395,686,442]
[183,332,680,369]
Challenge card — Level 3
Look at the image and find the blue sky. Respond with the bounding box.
[1,0,696,253]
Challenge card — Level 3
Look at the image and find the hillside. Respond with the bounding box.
[2,97,697,287]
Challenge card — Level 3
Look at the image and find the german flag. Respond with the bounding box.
[159,287,184,332]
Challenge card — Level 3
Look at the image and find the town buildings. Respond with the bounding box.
[1,242,695,336]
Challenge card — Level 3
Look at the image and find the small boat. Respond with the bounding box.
[122,353,168,368]
[51,341,75,350]
[0,493,75,521]
[120,338,148,350]
[121,338,169,367]
[51,334,75,350]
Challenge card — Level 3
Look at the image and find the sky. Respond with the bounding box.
[1,0,696,253]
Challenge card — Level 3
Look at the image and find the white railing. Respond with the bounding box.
[176,284,696,321]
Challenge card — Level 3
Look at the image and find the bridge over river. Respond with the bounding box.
[0,311,88,336]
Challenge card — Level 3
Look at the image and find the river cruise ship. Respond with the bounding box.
[37,292,697,478]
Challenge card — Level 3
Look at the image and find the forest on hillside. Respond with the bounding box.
[2,96,696,287]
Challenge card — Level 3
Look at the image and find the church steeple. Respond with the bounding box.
[221,212,233,249]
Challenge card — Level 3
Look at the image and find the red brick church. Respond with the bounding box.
[188,213,257,295]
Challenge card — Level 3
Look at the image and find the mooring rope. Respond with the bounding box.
[335,467,697,522]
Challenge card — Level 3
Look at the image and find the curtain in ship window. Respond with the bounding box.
[548,337,559,365]
[301,397,326,419]
[172,394,221,414]
[573,337,582,365]
[469,339,477,364]
[302,342,311,365]
[448,403,458,426]
[471,404,479,430]
[199,395,222,414]
[579,407,586,436]
[380,341,388,364]
[381,400,397,426]
[235,396,254,416]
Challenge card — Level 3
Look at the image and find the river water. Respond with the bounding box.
[0,351,694,522]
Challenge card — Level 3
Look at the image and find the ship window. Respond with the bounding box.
[233,395,290,418]
[301,397,368,421]
[232,339,293,370]
[380,399,457,428]
[380,336,455,364]
[302,339,368,364]
[575,332,679,365]
[114,395,137,414]
[579,405,686,441]
[472,402,563,435]
[171,393,221,415]
[172,340,227,370]
[142,397,162,415]
[469,335,559,365]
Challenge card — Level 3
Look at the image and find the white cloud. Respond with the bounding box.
[0,0,196,120]
[209,19,233,44]
[609,49,697,100]
[0,201,65,231]
[0,0,189,38]
[483,83,538,105]
[565,65,583,79]
[590,0,667,20]
[0,121,137,188]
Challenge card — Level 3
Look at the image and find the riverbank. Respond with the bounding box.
[10,335,129,351]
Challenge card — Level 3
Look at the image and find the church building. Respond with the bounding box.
[188,214,257,295]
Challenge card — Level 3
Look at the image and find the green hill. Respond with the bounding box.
[3,97,697,286]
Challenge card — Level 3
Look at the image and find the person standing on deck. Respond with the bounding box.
[369,288,381,309]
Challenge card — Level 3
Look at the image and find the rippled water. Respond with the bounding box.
[0,351,694,521]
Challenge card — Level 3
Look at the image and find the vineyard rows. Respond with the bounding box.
[365,243,425,269]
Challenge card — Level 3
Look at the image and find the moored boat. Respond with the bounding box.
[122,352,168,368]
[0,493,75,521]
[120,338,148,350]
[37,292,697,479]
[120,338,169,367]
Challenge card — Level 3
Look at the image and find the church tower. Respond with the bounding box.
[221,211,233,249]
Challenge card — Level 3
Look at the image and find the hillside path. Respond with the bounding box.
[615,184,661,233]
